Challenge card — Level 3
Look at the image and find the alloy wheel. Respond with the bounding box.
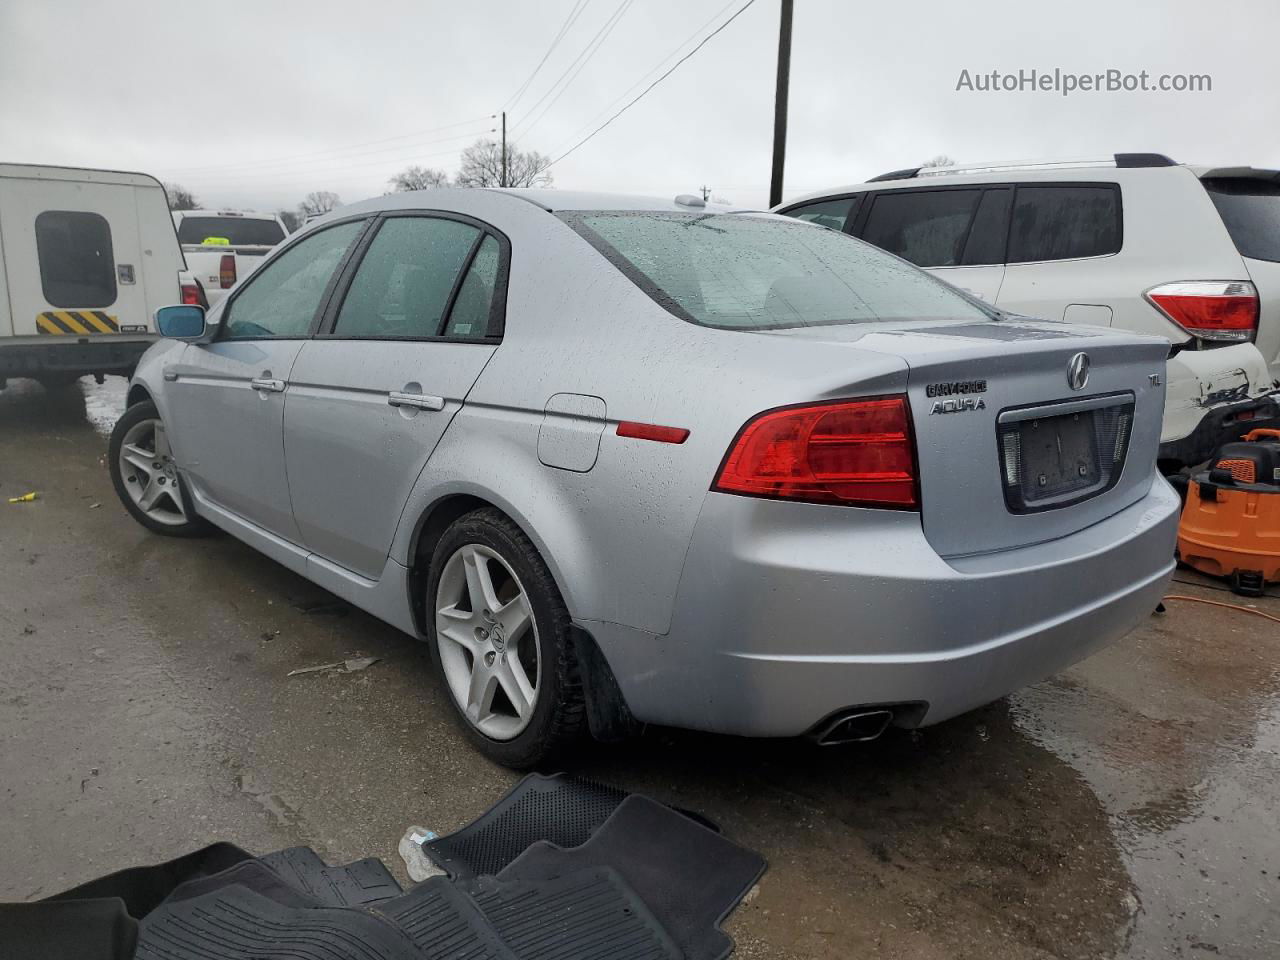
[435,544,540,740]
[116,418,188,526]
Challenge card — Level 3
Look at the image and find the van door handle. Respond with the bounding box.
[250,377,286,393]
[387,391,444,411]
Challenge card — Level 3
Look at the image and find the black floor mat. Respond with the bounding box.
[499,795,766,960]
[421,774,629,879]
[375,878,517,960]
[136,886,420,960]
[460,867,680,960]
[259,847,403,906]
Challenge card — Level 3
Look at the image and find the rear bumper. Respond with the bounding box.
[0,336,156,378]
[1158,388,1280,468]
[587,479,1179,738]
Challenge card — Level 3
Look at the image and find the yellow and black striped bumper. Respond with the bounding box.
[36,310,121,335]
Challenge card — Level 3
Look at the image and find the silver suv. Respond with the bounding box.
[775,154,1280,469]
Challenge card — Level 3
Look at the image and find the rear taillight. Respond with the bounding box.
[219,254,237,289]
[712,396,919,509]
[1146,280,1258,343]
[180,282,202,306]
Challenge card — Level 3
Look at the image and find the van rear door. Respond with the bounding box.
[0,174,150,339]
[1201,172,1280,384]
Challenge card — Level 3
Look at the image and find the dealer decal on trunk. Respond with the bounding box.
[35,311,120,335]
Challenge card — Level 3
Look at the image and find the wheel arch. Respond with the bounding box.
[126,383,153,407]
[402,487,588,639]
[403,488,637,742]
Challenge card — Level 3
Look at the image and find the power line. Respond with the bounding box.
[513,0,635,142]
[508,0,633,139]
[550,0,739,155]
[504,0,592,112]
[164,115,495,175]
[547,0,757,169]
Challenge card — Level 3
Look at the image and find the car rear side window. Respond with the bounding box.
[333,217,481,339]
[35,211,117,308]
[860,189,982,267]
[442,234,501,338]
[1203,178,1280,263]
[223,220,363,339]
[960,188,1012,265]
[562,212,993,330]
[1007,185,1120,263]
[177,216,286,246]
[782,197,857,231]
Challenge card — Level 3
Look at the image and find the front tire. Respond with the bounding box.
[426,508,586,769]
[108,400,213,537]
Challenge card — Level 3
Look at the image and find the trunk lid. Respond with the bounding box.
[770,319,1168,557]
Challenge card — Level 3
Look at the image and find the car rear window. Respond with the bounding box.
[177,216,285,246]
[561,212,993,330]
[1202,178,1280,263]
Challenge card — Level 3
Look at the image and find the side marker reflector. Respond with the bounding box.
[616,421,690,444]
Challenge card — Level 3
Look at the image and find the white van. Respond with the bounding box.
[0,163,193,388]
[775,155,1280,470]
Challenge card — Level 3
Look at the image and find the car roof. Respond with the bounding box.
[776,154,1195,208]
[176,209,281,220]
[336,187,758,219]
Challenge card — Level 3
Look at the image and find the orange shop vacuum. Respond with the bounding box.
[1176,429,1280,596]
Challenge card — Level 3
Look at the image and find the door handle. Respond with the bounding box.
[250,377,286,393]
[387,391,445,411]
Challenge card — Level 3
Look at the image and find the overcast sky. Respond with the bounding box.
[3,0,1278,213]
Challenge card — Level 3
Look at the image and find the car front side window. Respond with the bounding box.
[222,220,364,339]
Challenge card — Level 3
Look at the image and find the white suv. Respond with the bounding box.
[775,154,1280,469]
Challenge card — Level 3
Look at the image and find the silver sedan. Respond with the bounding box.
[110,189,1179,767]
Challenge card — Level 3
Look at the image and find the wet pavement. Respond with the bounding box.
[1,375,1278,959]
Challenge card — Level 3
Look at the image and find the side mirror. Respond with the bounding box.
[155,304,207,341]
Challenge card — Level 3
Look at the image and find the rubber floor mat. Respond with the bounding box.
[161,859,323,910]
[374,878,518,960]
[500,795,766,960]
[461,866,680,960]
[421,774,629,878]
[136,886,420,960]
[260,847,403,906]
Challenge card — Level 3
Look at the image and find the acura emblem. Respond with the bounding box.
[1067,352,1090,391]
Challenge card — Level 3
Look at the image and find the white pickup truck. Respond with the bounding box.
[172,210,288,306]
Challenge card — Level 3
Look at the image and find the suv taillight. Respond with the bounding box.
[712,396,919,509]
[1146,281,1258,343]
[219,254,237,289]
[180,282,202,306]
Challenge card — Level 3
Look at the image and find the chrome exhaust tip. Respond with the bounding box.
[810,708,895,746]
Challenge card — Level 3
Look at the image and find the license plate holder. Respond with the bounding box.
[1017,411,1101,503]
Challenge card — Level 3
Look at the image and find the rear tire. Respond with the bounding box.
[109,400,214,537]
[426,508,586,769]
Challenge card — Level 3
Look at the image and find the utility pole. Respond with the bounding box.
[700,184,711,202]
[769,0,793,208]
[501,111,508,188]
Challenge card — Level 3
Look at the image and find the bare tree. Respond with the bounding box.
[919,154,956,169]
[299,191,341,218]
[163,183,200,211]
[388,166,450,192]
[277,209,301,233]
[455,139,552,188]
